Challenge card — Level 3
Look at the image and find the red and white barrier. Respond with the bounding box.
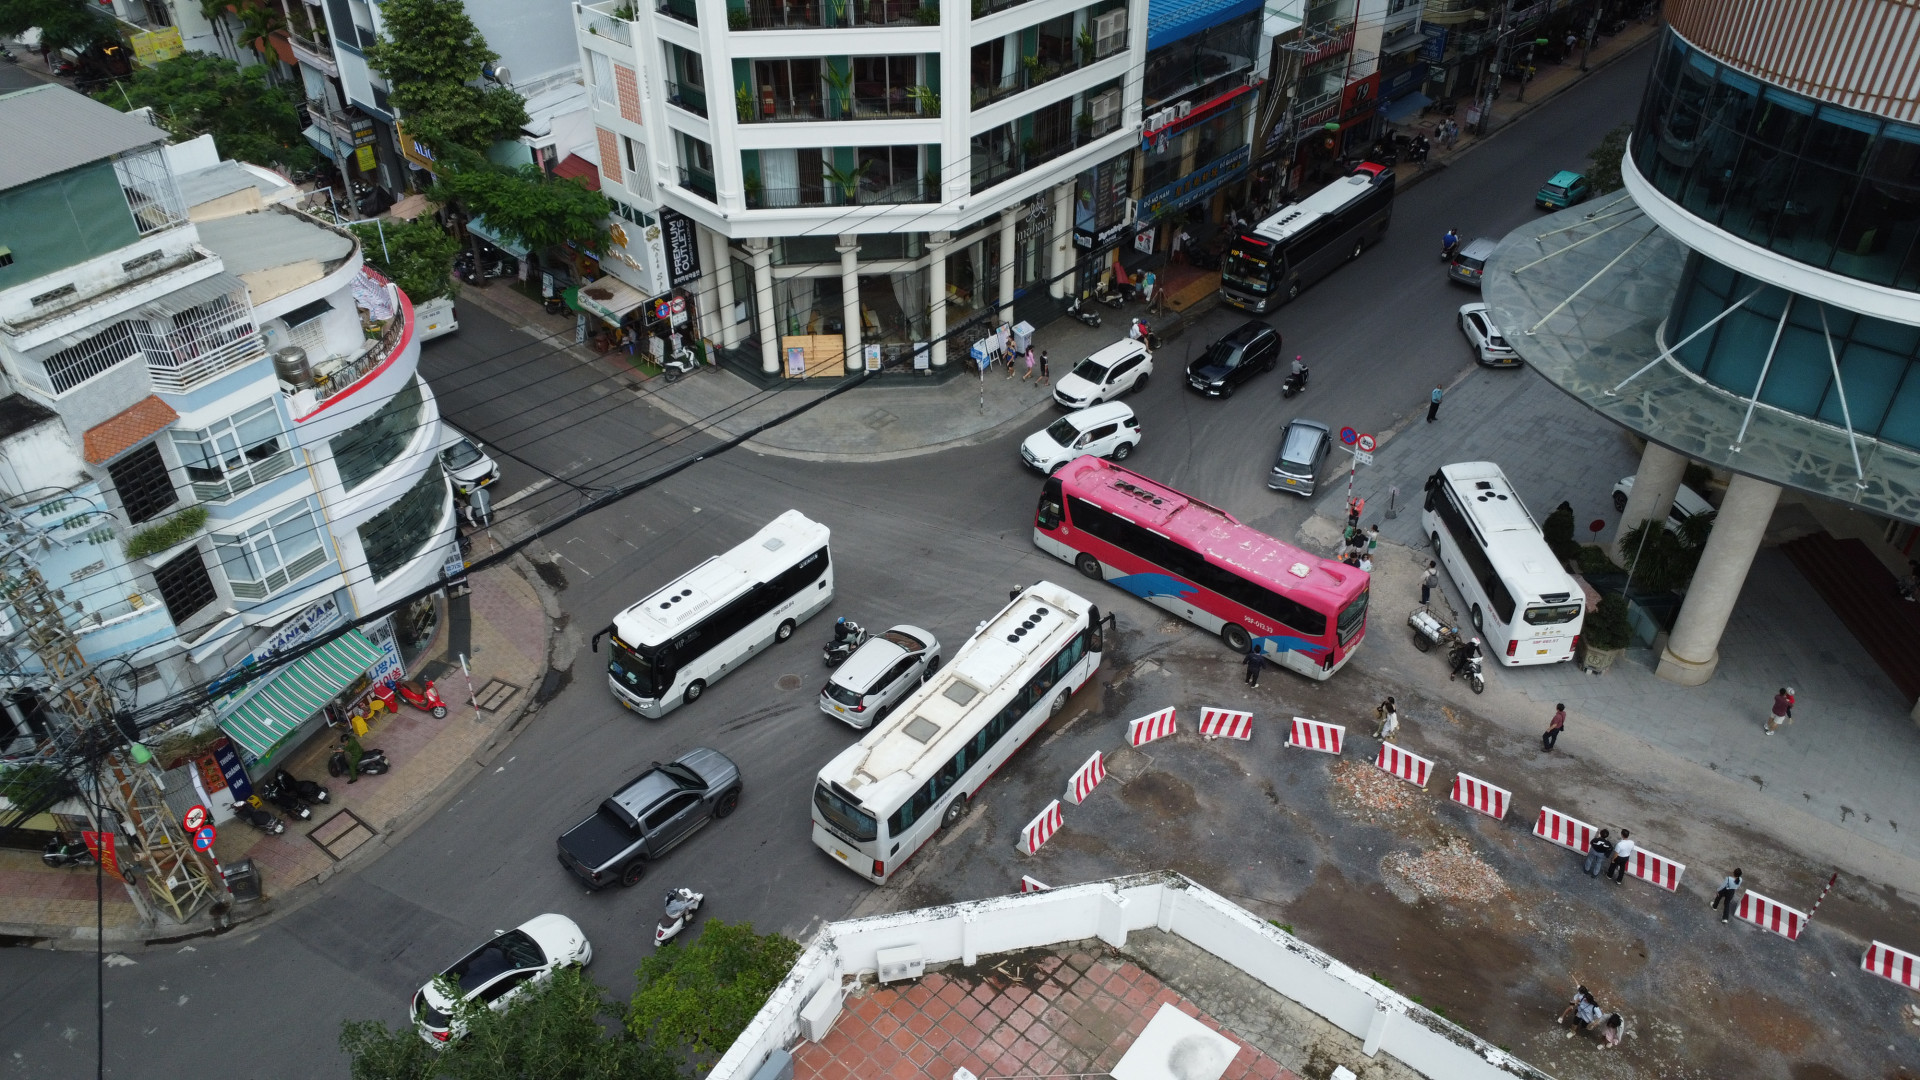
[1127,707,1178,747]
[1020,875,1052,894]
[1532,807,1596,854]
[1449,773,1510,820]
[1287,716,1344,755]
[1626,847,1686,892]
[1863,941,1920,991]
[1197,707,1253,740]
[1063,751,1107,805]
[1015,800,1064,855]
[1736,890,1807,941]
[1373,744,1433,788]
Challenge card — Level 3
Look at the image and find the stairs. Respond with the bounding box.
[1781,533,1920,700]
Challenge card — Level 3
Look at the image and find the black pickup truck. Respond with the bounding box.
[557,748,741,889]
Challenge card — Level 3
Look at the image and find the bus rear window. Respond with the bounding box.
[1337,588,1369,645]
[814,783,877,842]
[1523,603,1583,625]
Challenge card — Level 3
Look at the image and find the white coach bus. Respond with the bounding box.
[811,582,1104,883]
[1422,462,1584,666]
[593,510,832,717]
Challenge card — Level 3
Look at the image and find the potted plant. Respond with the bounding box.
[1021,54,1042,85]
[1077,111,1094,140]
[907,84,940,115]
[728,6,749,28]
[824,160,869,202]
[611,2,637,18]
[1580,592,1631,673]
[744,171,762,205]
[1078,28,1095,66]
[914,3,939,23]
[821,62,851,119]
[737,84,753,122]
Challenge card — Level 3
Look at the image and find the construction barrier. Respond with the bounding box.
[1449,773,1510,820]
[1287,717,1344,755]
[1736,890,1807,941]
[1197,707,1253,740]
[1063,751,1107,805]
[1020,875,1052,894]
[1127,707,1178,747]
[1532,807,1596,854]
[1373,744,1434,788]
[1015,799,1064,856]
[1626,847,1686,892]
[1863,941,1920,992]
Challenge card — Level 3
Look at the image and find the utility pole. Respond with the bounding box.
[1476,0,1512,136]
[1580,0,1602,71]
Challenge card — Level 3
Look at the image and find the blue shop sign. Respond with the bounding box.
[213,739,253,801]
[1419,25,1448,62]
[1141,146,1251,220]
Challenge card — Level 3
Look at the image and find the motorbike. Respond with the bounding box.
[328,744,392,779]
[660,348,699,384]
[1281,364,1310,399]
[654,887,704,946]
[260,773,314,820]
[1067,293,1101,328]
[232,800,287,835]
[1093,279,1130,308]
[42,836,92,868]
[824,618,868,667]
[454,251,516,283]
[1450,642,1487,695]
[272,768,330,804]
[388,677,449,719]
[1441,235,1461,262]
[1409,610,1485,692]
[542,293,570,316]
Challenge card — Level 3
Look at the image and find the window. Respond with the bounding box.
[753,58,824,119]
[589,50,616,108]
[853,56,917,116]
[105,442,178,525]
[815,782,877,841]
[642,792,699,831]
[476,971,533,1005]
[214,501,328,599]
[357,462,448,581]
[329,377,423,492]
[43,321,142,393]
[857,146,920,200]
[173,399,292,501]
[662,547,829,658]
[152,547,218,625]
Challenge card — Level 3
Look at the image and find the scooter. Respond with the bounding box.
[328,745,392,778]
[1067,293,1101,328]
[272,768,330,804]
[1441,235,1461,262]
[260,773,314,820]
[42,837,92,868]
[1281,363,1309,399]
[824,618,868,667]
[654,887,704,946]
[542,293,570,316]
[660,348,699,384]
[388,677,449,719]
[1093,279,1129,308]
[1448,641,1487,695]
[232,800,287,835]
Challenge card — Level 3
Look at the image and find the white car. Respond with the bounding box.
[416,296,458,341]
[820,625,941,728]
[1458,303,1520,366]
[440,429,499,495]
[1020,401,1141,474]
[1612,475,1715,531]
[412,914,592,1046]
[1052,340,1153,409]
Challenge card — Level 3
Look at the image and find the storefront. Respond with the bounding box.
[1073,151,1138,294]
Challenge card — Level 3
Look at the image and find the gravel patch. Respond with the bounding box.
[1383,840,1512,904]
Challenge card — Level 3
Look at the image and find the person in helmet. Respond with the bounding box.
[1442,227,1461,259]
[833,617,857,642]
[1450,635,1482,677]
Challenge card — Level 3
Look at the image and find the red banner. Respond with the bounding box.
[82,831,124,882]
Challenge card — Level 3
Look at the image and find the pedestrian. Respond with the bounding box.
[341,731,365,783]
[1347,496,1362,530]
[1711,868,1742,922]
[1598,1013,1624,1048]
[1558,986,1599,1030]
[1374,697,1399,741]
[1038,350,1050,385]
[1608,828,1636,883]
[1584,828,1613,877]
[1427,384,1444,422]
[1765,686,1794,733]
[1446,119,1459,149]
[1243,645,1266,687]
[1358,553,1373,573]
[1366,524,1381,554]
[1023,345,1035,381]
[1420,560,1437,605]
[1543,703,1566,751]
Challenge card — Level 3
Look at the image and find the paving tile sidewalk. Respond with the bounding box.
[0,556,554,944]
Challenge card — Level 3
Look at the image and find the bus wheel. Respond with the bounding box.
[1431,531,1442,552]
[1075,553,1102,579]
[942,795,969,829]
[1470,604,1483,631]
[775,619,795,642]
[1222,623,1252,654]
[1050,693,1068,717]
[684,680,706,704]
[620,860,647,887]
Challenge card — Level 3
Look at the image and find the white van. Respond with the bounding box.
[416,296,458,341]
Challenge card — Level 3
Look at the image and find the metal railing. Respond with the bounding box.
[669,81,708,116]
[658,0,698,25]
[740,89,935,122]
[746,178,934,208]
[579,5,633,42]
[679,167,719,201]
[732,0,937,30]
[314,312,407,404]
[146,331,266,395]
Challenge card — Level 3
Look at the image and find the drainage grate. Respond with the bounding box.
[776,674,804,691]
[475,679,521,712]
[309,809,376,861]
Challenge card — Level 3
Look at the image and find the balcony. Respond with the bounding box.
[578,1,634,42]
[287,269,420,441]
[972,57,1085,108]
[147,331,268,395]
[658,0,698,25]
[730,0,938,31]
[970,124,1110,193]
[668,80,708,117]
[740,87,937,123]
[745,176,935,208]
[679,166,719,201]
[973,0,1036,17]
[1421,0,1482,26]
[288,29,338,77]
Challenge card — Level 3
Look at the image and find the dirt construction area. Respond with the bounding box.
[870,611,1920,1080]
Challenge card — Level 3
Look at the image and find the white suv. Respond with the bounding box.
[1053,340,1152,409]
[1021,402,1141,474]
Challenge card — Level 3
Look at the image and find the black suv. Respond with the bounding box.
[557,747,741,889]
[1187,320,1281,397]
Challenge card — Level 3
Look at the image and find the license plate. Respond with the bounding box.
[1285,479,1297,485]
[833,848,848,862]
[832,705,844,713]
[1537,648,1550,655]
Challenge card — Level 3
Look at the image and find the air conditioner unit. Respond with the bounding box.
[876,945,925,983]
[1094,10,1127,57]
[1091,88,1121,124]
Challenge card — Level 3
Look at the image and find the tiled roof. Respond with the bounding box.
[84,396,179,465]
[553,154,601,191]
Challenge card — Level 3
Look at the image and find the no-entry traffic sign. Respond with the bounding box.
[191,826,217,852]
[1356,433,1377,452]
[182,805,208,832]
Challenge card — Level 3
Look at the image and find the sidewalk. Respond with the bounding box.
[0,556,556,944]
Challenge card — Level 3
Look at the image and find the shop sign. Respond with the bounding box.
[82,831,124,883]
[212,740,253,802]
[1139,85,1253,153]
[659,207,701,288]
[1141,145,1251,221]
[642,224,670,294]
[210,597,347,705]
[1430,64,1448,83]
[130,26,183,67]
[1419,25,1448,62]
[355,144,376,171]
[1341,74,1380,120]
[363,616,404,689]
[1134,227,1155,254]
[1074,218,1132,251]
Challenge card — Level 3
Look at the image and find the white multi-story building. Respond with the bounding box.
[571,0,1149,374]
[0,85,455,771]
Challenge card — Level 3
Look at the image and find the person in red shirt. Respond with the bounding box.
[1765,687,1794,734]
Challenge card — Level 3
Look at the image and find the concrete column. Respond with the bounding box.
[714,241,741,349]
[749,239,778,375]
[1656,473,1782,686]
[997,208,1018,328]
[838,234,862,373]
[928,231,950,367]
[1613,441,1689,561]
[694,227,722,345]
[1049,180,1076,299]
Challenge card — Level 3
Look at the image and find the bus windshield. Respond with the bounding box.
[814,783,877,842]
[607,639,658,698]
[1222,248,1271,292]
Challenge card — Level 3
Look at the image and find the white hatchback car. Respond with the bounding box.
[820,625,941,729]
[1053,340,1153,409]
[412,913,592,1047]
[1021,401,1141,474]
[1458,303,1520,366]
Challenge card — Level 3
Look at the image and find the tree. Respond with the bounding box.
[0,0,115,55]
[1619,510,1716,594]
[363,0,526,155]
[432,158,612,253]
[97,53,318,172]
[351,217,461,302]
[628,919,802,1068]
[1586,123,1631,195]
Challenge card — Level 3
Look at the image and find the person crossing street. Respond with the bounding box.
[1243,645,1266,687]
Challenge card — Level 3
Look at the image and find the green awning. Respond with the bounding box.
[220,630,385,761]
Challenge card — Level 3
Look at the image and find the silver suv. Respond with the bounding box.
[820,625,941,729]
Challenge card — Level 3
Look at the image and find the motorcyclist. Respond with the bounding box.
[1442,227,1461,258]
[1450,636,1482,677]
[1128,316,1150,342]
[833,617,858,642]
[1290,355,1306,378]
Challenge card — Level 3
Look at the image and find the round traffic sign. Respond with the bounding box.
[182,804,208,831]
[1339,427,1358,446]
[1356,433,1377,452]
[191,825,217,852]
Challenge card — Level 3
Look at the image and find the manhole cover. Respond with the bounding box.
[475,678,521,712]
[776,674,803,691]
[309,809,375,861]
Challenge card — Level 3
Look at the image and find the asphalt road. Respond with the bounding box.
[0,46,1656,1078]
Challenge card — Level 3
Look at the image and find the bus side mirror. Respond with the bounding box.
[591,624,612,654]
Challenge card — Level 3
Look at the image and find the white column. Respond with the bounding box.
[839,234,862,373]
[1656,473,1781,686]
[997,208,1017,327]
[694,227,722,345]
[928,230,950,367]
[714,237,742,349]
[749,239,778,375]
[1049,180,1076,299]
[1614,441,1689,561]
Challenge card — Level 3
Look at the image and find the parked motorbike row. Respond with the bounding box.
[455,249,518,284]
